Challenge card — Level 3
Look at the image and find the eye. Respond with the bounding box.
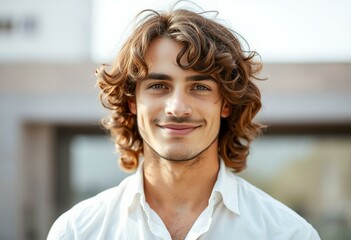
[147,83,168,91]
[192,84,211,91]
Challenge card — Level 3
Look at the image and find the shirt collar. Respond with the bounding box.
[125,160,145,209]
[124,158,240,215]
[212,159,240,215]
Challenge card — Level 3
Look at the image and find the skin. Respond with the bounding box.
[128,37,230,239]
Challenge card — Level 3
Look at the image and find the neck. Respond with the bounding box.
[143,148,220,212]
[142,144,220,238]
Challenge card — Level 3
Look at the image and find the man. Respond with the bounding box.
[48,5,320,240]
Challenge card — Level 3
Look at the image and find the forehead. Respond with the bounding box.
[145,37,188,68]
[142,37,221,85]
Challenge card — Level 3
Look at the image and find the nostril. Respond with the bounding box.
[165,100,192,117]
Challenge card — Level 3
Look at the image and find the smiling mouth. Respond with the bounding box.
[158,124,200,135]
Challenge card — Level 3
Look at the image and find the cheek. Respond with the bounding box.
[135,104,153,128]
[200,102,222,123]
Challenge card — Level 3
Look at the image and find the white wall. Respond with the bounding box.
[91,0,351,63]
[0,0,91,62]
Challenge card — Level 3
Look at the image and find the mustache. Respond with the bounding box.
[153,116,204,125]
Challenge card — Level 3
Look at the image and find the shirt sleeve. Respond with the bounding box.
[307,226,321,240]
[47,213,71,240]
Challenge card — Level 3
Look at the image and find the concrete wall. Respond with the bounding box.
[0,62,99,240]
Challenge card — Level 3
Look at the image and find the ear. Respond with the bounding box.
[128,97,137,114]
[221,101,231,118]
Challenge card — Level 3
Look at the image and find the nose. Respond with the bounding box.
[165,90,192,117]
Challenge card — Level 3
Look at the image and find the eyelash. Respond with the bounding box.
[147,83,167,90]
[192,84,211,91]
[146,83,211,92]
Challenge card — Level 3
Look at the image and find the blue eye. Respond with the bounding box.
[148,83,167,90]
[193,85,210,91]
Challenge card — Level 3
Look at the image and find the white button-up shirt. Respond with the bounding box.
[47,160,320,239]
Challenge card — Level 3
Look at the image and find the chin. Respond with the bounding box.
[157,149,203,162]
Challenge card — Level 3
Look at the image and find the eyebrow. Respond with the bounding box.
[146,72,214,81]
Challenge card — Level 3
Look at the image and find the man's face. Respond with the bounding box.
[129,37,230,162]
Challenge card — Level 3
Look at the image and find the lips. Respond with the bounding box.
[158,123,200,135]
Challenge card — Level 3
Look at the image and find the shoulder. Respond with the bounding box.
[47,175,135,239]
[235,176,301,219]
[234,175,320,239]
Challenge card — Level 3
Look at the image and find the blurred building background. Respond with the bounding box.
[0,0,350,239]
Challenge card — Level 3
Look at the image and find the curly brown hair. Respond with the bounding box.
[97,7,264,172]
